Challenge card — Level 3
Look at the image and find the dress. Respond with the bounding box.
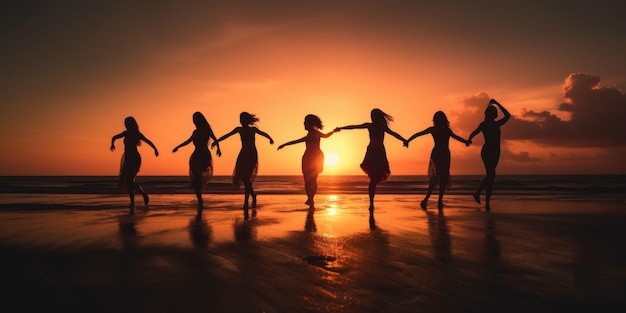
[233,127,258,188]
[119,151,141,187]
[302,133,324,179]
[360,124,390,182]
[427,127,452,189]
[189,129,213,188]
[118,134,141,187]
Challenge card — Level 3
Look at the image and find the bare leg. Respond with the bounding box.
[438,175,448,211]
[422,177,436,210]
[305,174,318,209]
[368,179,377,219]
[134,183,149,206]
[243,178,252,219]
[192,172,204,211]
[474,177,486,204]
[126,177,135,213]
[484,169,496,212]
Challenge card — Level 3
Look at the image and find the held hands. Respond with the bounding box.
[333,127,341,132]
[465,139,472,147]
[403,140,409,147]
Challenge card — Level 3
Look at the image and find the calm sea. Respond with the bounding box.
[0,175,624,202]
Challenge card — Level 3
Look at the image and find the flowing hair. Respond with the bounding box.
[240,112,259,126]
[124,116,141,146]
[370,108,393,126]
[304,114,323,130]
[433,111,449,128]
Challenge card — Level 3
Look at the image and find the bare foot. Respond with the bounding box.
[420,200,427,210]
[473,192,480,204]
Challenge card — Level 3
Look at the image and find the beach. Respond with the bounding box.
[1,190,626,312]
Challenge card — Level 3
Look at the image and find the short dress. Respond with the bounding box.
[302,133,324,179]
[360,125,390,182]
[233,128,258,189]
[189,130,213,188]
[119,150,141,187]
[427,127,452,189]
[118,134,141,187]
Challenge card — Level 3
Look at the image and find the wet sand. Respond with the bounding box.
[1,194,625,312]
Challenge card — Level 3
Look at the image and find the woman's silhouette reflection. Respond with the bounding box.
[427,210,451,263]
[233,219,257,242]
[305,210,317,233]
[188,216,212,249]
[118,212,141,249]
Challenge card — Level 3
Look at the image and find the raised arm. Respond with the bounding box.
[255,128,274,144]
[140,133,159,156]
[277,136,306,150]
[491,98,511,126]
[172,135,193,153]
[110,131,126,151]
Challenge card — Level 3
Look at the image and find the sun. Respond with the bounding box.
[325,152,339,167]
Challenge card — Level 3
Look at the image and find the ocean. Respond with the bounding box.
[1,175,624,201]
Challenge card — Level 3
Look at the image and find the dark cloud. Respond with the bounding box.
[458,73,626,148]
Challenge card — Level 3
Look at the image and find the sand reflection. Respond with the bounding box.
[188,216,212,248]
[427,210,451,262]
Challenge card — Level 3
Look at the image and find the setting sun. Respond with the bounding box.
[325,152,339,167]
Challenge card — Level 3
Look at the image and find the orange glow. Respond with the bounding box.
[2,3,624,175]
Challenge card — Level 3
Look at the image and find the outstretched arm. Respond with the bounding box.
[320,129,337,138]
[172,135,193,153]
[140,134,159,156]
[491,98,511,126]
[277,136,306,150]
[450,130,470,145]
[406,127,432,143]
[255,128,274,144]
[212,128,239,147]
[110,131,125,151]
[335,123,369,131]
[208,128,221,157]
[385,127,407,144]
[468,123,483,142]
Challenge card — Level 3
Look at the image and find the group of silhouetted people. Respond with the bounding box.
[111,99,510,221]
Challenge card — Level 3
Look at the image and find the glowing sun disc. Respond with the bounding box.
[325,152,339,167]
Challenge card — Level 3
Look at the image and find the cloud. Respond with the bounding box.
[458,73,626,148]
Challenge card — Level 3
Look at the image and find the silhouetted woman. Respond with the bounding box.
[277,114,337,210]
[110,116,159,212]
[173,112,221,216]
[406,111,469,211]
[212,112,274,219]
[468,98,510,212]
[335,108,406,222]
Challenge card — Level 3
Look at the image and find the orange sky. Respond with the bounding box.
[1,1,625,176]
